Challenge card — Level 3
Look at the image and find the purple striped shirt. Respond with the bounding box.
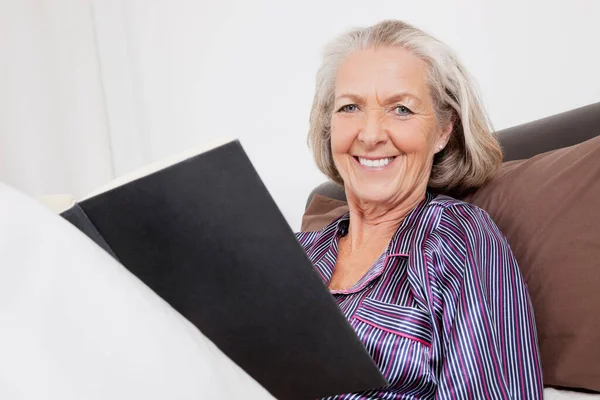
[296,192,543,399]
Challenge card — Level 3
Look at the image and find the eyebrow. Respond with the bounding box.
[335,92,422,106]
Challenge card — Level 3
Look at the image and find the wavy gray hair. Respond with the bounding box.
[308,19,502,195]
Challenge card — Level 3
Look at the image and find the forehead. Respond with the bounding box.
[335,46,429,98]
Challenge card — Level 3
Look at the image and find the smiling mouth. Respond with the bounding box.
[353,156,397,168]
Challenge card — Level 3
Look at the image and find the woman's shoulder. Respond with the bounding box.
[422,195,515,287]
[430,194,495,225]
[427,193,510,251]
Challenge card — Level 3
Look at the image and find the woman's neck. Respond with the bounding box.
[343,190,426,253]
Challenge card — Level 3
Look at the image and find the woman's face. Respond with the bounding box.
[331,46,452,206]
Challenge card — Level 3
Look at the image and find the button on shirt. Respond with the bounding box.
[296,193,543,399]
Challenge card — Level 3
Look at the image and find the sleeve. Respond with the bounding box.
[433,205,544,399]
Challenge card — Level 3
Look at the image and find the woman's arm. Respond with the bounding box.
[433,205,543,399]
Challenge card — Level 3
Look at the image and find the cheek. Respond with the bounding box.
[330,116,357,154]
[389,119,435,156]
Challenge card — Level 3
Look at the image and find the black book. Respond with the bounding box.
[58,139,387,400]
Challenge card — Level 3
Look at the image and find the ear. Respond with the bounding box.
[435,121,454,154]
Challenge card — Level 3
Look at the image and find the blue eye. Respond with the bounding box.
[394,105,413,115]
[338,104,358,113]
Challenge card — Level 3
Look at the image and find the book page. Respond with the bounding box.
[80,137,235,201]
[38,194,76,214]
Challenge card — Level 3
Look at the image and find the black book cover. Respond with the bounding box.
[60,140,387,399]
[61,203,117,259]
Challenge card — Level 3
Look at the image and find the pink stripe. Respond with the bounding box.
[362,304,430,329]
[451,318,473,399]
[375,255,399,301]
[499,244,508,379]
[462,208,506,397]
[351,292,370,322]
[383,325,402,377]
[509,244,526,398]
[395,337,414,389]
[355,316,431,348]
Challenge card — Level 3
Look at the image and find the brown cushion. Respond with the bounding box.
[463,135,600,392]
[301,194,349,232]
[301,135,600,392]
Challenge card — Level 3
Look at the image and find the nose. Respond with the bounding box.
[357,109,387,148]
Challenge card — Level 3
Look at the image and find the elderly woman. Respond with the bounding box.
[297,20,543,399]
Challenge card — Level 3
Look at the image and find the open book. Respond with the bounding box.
[47,139,387,400]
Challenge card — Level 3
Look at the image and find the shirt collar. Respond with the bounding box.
[387,191,436,256]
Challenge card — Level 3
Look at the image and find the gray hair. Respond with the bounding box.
[308,19,502,195]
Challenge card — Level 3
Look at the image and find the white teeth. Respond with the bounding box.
[358,157,394,168]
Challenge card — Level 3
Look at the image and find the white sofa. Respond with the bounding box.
[0,183,273,400]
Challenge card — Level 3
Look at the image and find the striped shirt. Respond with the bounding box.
[296,192,543,399]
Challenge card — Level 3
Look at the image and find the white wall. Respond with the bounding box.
[0,0,114,198]
[3,0,599,230]
[92,0,600,231]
